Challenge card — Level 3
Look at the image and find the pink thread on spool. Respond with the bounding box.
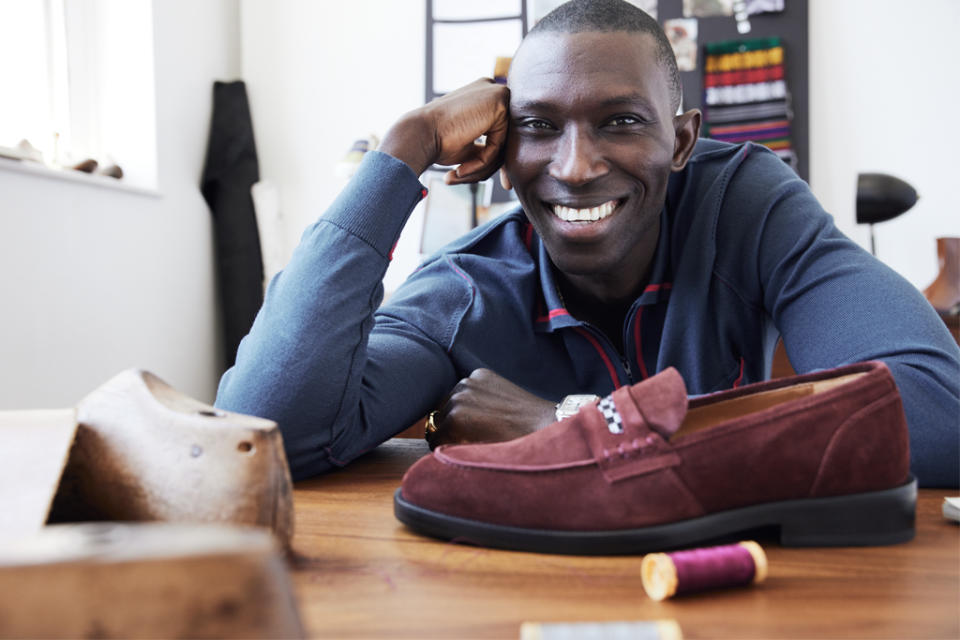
[641,541,768,601]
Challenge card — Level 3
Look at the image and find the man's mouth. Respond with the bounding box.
[551,199,620,223]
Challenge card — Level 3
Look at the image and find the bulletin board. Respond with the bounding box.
[657,0,809,181]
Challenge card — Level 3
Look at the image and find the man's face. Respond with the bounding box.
[504,31,688,286]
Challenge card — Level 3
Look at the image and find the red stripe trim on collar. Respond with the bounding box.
[536,308,570,323]
[732,357,745,388]
[644,282,672,293]
[633,307,649,380]
[573,327,622,389]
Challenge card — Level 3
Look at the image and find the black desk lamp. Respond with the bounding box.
[856,173,919,256]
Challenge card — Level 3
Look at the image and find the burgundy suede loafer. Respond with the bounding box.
[394,361,916,554]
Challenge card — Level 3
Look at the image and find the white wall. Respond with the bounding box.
[809,0,960,289]
[0,0,240,409]
[239,0,425,251]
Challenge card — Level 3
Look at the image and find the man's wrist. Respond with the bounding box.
[379,114,437,177]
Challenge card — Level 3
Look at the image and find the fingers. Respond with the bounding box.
[447,107,510,185]
[430,79,509,184]
[426,369,494,447]
[483,111,510,161]
[445,160,502,186]
[444,138,508,185]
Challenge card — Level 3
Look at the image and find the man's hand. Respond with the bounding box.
[379,79,509,184]
[426,368,558,449]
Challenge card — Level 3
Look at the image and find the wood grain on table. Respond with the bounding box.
[290,439,959,639]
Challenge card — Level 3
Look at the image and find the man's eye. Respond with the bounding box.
[519,118,553,130]
[607,115,642,127]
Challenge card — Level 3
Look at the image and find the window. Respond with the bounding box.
[0,1,63,161]
[426,0,528,103]
[0,0,157,189]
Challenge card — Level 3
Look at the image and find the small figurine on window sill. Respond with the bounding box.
[0,139,44,164]
[69,157,123,179]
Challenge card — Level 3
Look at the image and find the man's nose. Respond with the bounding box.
[548,126,609,185]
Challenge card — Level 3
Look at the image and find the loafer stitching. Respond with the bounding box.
[433,449,596,472]
[808,393,904,497]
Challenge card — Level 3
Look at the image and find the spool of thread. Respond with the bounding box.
[641,541,767,601]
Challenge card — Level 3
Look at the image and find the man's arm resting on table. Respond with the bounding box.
[215,80,512,480]
[743,156,960,487]
[214,152,457,478]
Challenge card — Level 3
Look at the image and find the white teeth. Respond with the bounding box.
[552,200,617,223]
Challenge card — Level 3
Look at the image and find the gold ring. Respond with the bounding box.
[425,411,439,436]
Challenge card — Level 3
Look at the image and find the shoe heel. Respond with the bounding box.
[779,477,917,546]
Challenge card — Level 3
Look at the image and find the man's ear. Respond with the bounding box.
[499,167,513,191]
[671,109,701,172]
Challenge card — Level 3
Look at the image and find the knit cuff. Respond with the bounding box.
[322,150,428,259]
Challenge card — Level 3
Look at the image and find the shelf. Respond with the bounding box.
[0,158,160,198]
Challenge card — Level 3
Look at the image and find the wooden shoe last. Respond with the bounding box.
[52,369,294,547]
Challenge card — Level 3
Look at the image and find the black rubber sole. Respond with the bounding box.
[393,476,917,555]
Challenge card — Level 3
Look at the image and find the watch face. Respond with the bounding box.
[557,394,600,419]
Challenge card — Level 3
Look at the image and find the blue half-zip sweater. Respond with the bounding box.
[216,139,960,487]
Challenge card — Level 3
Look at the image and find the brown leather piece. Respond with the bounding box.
[923,237,960,313]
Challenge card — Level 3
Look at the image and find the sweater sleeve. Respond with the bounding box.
[214,151,462,480]
[731,148,959,487]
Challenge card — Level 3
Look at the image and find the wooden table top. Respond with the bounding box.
[290,439,959,639]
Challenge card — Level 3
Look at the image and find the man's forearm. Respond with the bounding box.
[214,151,427,478]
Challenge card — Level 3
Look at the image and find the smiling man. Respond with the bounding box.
[216,0,959,487]
[501,26,698,351]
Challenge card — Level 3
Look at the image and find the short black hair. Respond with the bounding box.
[529,0,682,111]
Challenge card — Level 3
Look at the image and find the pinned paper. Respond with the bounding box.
[664,19,699,72]
[683,0,735,18]
[732,0,751,33]
[745,0,785,15]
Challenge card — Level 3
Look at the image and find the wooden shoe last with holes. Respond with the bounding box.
[51,369,294,547]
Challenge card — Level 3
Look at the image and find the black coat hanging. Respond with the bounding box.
[200,80,264,371]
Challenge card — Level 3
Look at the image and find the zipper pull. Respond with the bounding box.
[621,356,634,384]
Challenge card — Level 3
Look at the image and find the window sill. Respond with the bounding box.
[0,158,160,198]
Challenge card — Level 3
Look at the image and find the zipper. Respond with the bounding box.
[620,355,634,384]
[578,323,634,387]
[621,300,645,385]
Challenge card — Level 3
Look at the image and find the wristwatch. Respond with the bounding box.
[555,394,600,421]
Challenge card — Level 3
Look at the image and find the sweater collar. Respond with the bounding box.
[531,207,673,333]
